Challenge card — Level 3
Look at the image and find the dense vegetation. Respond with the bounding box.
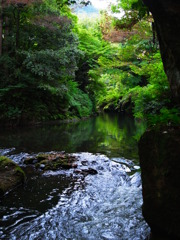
[0,0,179,126]
[0,0,93,124]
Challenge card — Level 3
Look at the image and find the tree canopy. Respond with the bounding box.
[0,0,179,126]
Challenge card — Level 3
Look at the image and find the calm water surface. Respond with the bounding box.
[0,113,145,159]
[0,113,150,239]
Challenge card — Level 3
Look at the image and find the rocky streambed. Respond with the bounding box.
[0,150,100,198]
[0,148,150,239]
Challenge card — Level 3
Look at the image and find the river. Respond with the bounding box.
[0,113,150,239]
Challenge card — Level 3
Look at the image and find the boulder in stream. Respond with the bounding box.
[0,156,26,197]
[139,126,180,239]
[24,152,78,171]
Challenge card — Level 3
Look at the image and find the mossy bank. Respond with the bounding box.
[0,156,26,197]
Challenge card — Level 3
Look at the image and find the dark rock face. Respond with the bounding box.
[139,127,180,239]
[143,0,180,103]
[139,2,180,238]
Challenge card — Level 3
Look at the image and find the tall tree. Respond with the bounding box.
[0,0,38,52]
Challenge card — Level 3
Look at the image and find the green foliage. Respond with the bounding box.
[75,17,116,109]
[0,0,94,124]
[85,13,179,127]
[120,0,147,15]
[147,107,180,126]
[111,0,148,32]
[0,1,179,127]
[68,87,93,117]
[77,18,111,63]
[0,156,13,165]
[111,0,148,21]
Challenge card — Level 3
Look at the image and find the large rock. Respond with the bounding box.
[143,0,180,103]
[24,152,78,171]
[0,156,25,197]
[139,127,180,239]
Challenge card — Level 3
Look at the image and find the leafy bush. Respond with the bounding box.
[86,13,179,127]
[147,108,180,126]
[66,80,93,118]
[0,1,94,124]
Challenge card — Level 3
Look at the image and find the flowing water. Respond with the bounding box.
[0,113,150,239]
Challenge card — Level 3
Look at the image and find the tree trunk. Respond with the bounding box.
[140,1,180,239]
[143,0,180,104]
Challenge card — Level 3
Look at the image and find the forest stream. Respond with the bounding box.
[0,113,150,239]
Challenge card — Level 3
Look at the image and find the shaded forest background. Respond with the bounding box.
[0,0,179,127]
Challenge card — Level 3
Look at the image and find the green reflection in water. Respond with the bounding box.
[92,113,146,160]
[0,113,146,161]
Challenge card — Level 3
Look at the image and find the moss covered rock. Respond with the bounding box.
[0,156,25,197]
[24,152,77,171]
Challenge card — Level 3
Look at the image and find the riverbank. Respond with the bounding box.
[0,114,97,129]
[0,156,25,198]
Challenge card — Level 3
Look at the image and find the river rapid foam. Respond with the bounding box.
[0,150,150,239]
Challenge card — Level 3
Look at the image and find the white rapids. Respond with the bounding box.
[0,151,150,240]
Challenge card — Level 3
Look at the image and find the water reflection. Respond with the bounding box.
[0,113,145,160]
[0,114,149,239]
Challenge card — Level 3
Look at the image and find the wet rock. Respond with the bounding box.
[74,169,82,174]
[92,161,97,165]
[24,152,78,171]
[37,154,49,161]
[74,168,98,177]
[139,126,180,239]
[72,164,78,168]
[24,157,37,164]
[81,161,88,166]
[97,166,104,171]
[0,156,25,197]
[40,164,45,169]
[81,168,98,176]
